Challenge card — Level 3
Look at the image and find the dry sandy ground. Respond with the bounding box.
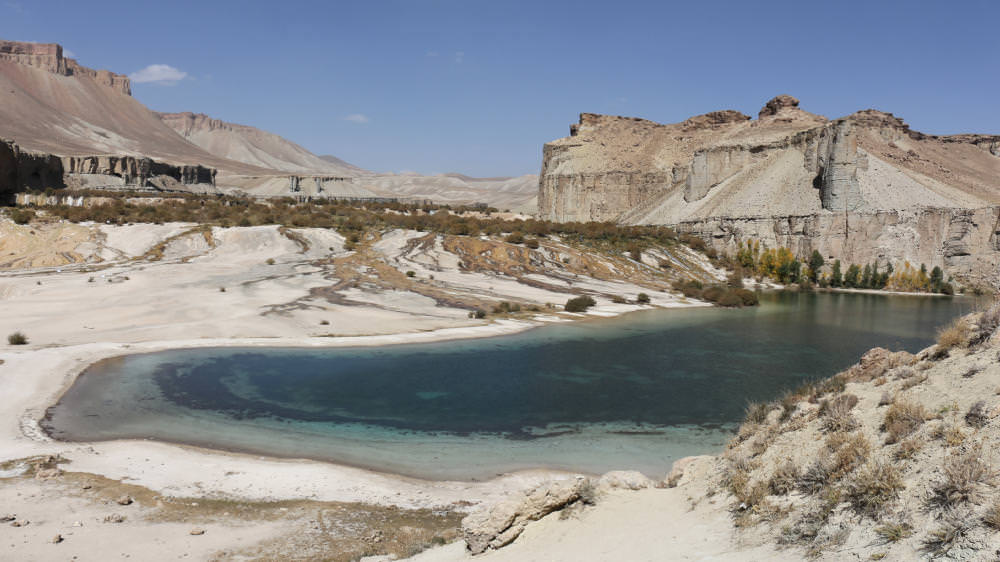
[0,217,729,560]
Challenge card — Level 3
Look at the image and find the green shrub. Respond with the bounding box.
[7,332,28,345]
[717,292,743,307]
[9,208,35,225]
[406,270,416,278]
[505,232,524,244]
[734,289,758,306]
[636,292,650,304]
[565,295,596,313]
[523,238,540,249]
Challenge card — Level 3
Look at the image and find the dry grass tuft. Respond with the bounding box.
[931,423,967,447]
[936,318,970,351]
[845,461,905,518]
[743,402,770,426]
[883,400,927,444]
[874,520,912,543]
[983,499,1000,530]
[921,508,972,556]
[768,461,799,496]
[974,300,1000,344]
[965,400,988,429]
[830,433,872,480]
[820,394,859,433]
[797,460,834,495]
[893,437,923,461]
[928,448,995,508]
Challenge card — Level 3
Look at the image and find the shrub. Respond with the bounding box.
[928,449,995,507]
[743,402,770,425]
[564,295,596,313]
[611,295,627,304]
[821,394,859,433]
[893,437,923,461]
[505,232,524,244]
[975,300,1000,344]
[883,400,927,444]
[266,258,276,265]
[636,292,650,304]
[768,461,799,495]
[10,208,35,225]
[406,270,416,278]
[965,400,988,428]
[319,320,329,325]
[492,301,521,314]
[830,433,871,479]
[983,499,1000,530]
[845,461,904,517]
[470,309,487,319]
[936,318,970,350]
[921,508,971,556]
[874,521,912,543]
[717,291,743,308]
[523,238,540,249]
[735,289,758,306]
[7,332,28,345]
[797,459,834,495]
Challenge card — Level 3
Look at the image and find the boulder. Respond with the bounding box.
[758,94,800,118]
[462,476,587,554]
[595,470,654,494]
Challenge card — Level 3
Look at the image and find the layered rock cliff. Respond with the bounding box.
[540,96,1000,285]
[0,40,130,95]
[1,138,215,202]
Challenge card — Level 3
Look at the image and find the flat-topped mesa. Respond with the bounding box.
[157,112,250,135]
[0,39,131,95]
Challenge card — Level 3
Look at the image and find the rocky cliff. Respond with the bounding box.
[0,40,130,95]
[1,138,215,201]
[540,96,1000,285]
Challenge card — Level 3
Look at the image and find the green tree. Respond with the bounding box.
[831,260,843,288]
[808,251,824,283]
[861,264,872,288]
[930,266,944,292]
[844,264,862,288]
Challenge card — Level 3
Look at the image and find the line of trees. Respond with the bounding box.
[735,240,954,294]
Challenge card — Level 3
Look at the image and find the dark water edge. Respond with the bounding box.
[43,292,982,480]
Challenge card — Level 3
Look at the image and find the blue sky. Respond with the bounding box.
[2,0,998,176]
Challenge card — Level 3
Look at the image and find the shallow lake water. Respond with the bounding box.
[44,292,981,480]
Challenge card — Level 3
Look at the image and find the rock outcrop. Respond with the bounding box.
[1,137,216,201]
[0,40,130,95]
[540,95,1000,285]
[462,477,589,554]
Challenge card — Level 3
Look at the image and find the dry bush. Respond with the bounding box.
[883,399,927,444]
[845,461,905,518]
[721,455,754,501]
[743,402,770,426]
[878,392,892,407]
[983,499,1000,530]
[893,437,923,461]
[966,400,988,428]
[974,300,1000,344]
[900,374,928,391]
[893,366,916,380]
[768,461,799,496]
[921,508,972,556]
[931,423,967,447]
[830,433,872,479]
[820,394,859,433]
[928,448,995,508]
[797,460,834,495]
[936,318,970,351]
[874,521,913,543]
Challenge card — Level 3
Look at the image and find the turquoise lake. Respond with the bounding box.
[43,292,981,480]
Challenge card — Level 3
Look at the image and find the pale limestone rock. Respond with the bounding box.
[462,477,587,554]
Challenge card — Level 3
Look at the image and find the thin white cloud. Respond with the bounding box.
[454,51,465,64]
[4,2,25,14]
[129,64,188,85]
[426,51,439,57]
[63,48,76,58]
[344,113,370,124]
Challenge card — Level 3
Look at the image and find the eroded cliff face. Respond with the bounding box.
[539,95,1000,284]
[0,40,131,95]
[674,207,1000,288]
[0,138,216,200]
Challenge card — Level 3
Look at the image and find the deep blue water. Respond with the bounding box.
[44,292,980,479]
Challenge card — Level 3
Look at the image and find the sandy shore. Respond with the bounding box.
[0,220,726,559]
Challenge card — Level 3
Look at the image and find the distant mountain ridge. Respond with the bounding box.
[0,38,539,211]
